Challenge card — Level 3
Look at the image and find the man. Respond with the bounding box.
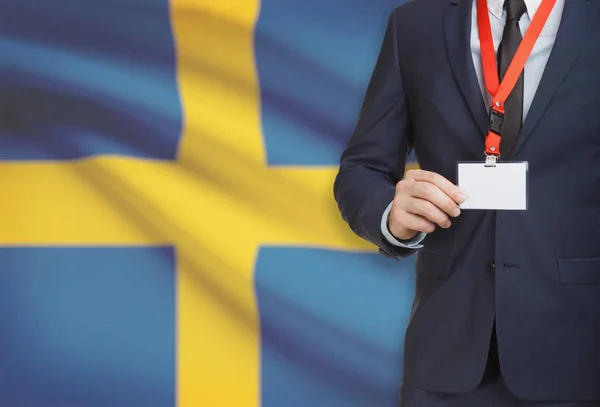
[333,0,600,405]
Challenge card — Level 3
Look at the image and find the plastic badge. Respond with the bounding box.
[457,161,528,210]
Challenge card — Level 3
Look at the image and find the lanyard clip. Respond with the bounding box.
[485,154,498,167]
[488,108,504,135]
[485,107,503,157]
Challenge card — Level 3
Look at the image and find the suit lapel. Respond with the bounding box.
[444,0,489,136]
[513,0,600,156]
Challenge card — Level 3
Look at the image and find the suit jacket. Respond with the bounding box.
[334,0,600,401]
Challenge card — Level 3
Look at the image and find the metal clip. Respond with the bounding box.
[485,154,498,167]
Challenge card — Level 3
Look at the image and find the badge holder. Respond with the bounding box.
[457,108,529,211]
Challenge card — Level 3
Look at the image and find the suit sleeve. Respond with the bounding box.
[333,10,416,259]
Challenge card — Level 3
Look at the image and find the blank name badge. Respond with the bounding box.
[457,161,528,210]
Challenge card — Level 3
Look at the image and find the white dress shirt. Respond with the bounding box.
[381,0,565,248]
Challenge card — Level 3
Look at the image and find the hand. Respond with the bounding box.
[388,169,466,241]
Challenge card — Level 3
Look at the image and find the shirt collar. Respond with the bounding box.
[487,0,543,20]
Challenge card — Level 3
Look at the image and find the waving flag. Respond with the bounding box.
[1,0,416,406]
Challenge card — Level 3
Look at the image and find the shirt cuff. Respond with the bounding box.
[380,201,426,248]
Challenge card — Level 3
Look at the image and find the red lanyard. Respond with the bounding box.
[477,0,556,157]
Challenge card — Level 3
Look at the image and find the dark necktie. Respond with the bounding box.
[497,0,527,159]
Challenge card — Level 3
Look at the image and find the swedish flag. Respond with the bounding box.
[1,1,416,406]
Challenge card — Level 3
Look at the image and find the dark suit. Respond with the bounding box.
[334,0,600,403]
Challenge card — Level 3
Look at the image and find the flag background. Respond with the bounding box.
[1,0,417,406]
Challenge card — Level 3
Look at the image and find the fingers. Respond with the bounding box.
[406,169,466,204]
[410,182,461,219]
[394,210,436,234]
[404,198,452,229]
[393,170,465,234]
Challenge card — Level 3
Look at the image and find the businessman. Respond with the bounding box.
[334,0,600,405]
